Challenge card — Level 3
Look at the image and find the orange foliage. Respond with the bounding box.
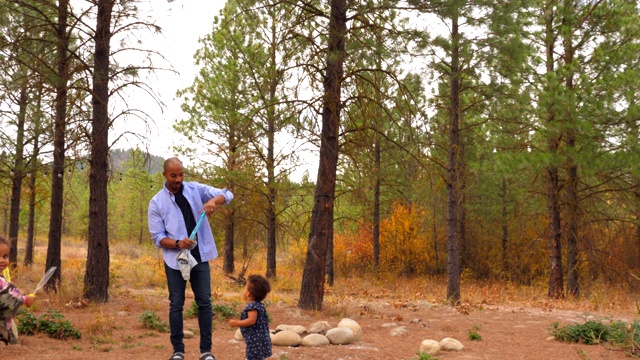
[333,225,374,276]
[332,201,443,277]
[379,201,432,275]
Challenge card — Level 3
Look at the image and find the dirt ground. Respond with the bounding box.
[0,287,638,360]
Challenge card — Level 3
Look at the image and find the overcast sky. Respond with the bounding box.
[113,1,225,158]
[114,1,317,181]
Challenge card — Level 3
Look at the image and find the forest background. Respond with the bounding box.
[1,0,640,312]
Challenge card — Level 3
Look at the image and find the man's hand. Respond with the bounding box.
[203,195,225,216]
[179,237,195,249]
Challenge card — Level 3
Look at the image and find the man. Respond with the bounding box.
[148,157,233,360]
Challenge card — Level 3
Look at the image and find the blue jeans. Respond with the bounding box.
[165,261,212,354]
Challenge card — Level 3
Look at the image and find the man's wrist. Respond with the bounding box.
[175,240,180,249]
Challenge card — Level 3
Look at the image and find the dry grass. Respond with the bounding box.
[8,235,640,318]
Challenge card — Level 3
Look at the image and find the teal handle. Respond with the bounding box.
[189,212,207,240]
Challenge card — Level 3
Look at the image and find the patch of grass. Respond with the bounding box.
[413,351,439,360]
[16,307,38,335]
[121,342,141,349]
[183,300,238,320]
[95,345,115,352]
[550,320,609,345]
[89,335,114,345]
[213,302,238,320]
[85,311,116,337]
[184,301,200,318]
[17,308,81,340]
[468,324,482,341]
[137,310,169,333]
[550,318,640,356]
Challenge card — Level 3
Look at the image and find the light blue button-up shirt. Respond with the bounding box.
[148,181,234,270]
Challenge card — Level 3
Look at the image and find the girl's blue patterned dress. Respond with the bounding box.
[239,301,272,360]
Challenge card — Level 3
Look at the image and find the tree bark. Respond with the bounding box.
[298,0,346,311]
[84,0,114,302]
[563,2,579,297]
[501,177,509,275]
[45,0,70,292]
[223,134,237,274]
[544,5,564,299]
[25,105,42,267]
[9,85,27,263]
[266,36,277,278]
[373,139,381,271]
[223,211,235,274]
[446,3,461,305]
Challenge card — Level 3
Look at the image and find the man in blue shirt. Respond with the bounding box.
[148,157,234,360]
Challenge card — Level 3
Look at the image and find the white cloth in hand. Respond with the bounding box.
[177,250,198,280]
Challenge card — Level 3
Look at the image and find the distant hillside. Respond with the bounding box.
[110,148,164,174]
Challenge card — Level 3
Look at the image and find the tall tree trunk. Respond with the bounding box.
[266,197,276,278]
[501,177,509,275]
[566,156,579,296]
[25,170,37,266]
[298,0,346,311]
[546,163,563,299]
[8,85,27,263]
[84,0,114,302]
[459,193,467,269]
[266,31,278,278]
[562,1,579,297]
[223,211,235,273]
[544,4,564,299]
[373,139,381,271]
[25,100,42,267]
[45,0,70,293]
[223,134,237,274]
[430,163,440,273]
[446,4,462,305]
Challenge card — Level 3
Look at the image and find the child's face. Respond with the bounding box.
[0,243,9,272]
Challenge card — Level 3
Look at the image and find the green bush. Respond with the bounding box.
[184,301,238,320]
[17,308,81,340]
[468,324,482,341]
[16,308,38,335]
[212,302,237,320]
[549,318,640,353]
[550,320,609,345]
[413,352,438,360]
[184,301,200,318]
[137,311,169,333]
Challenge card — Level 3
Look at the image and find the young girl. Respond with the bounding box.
[228,274,272,360]
[0,235,35,345]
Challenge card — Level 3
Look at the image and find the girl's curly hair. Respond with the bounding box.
[247,274,271,302]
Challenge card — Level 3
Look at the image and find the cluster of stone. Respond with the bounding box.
[232,317,464,356]
[379,321,464,355]
[419,337,464,355]
[233,318,362,347]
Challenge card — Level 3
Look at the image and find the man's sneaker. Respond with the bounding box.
[199,352,216,360]
[169,352,184,360]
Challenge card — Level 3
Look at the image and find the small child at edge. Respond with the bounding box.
[228,274,272,360]
[0,235,35,345]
